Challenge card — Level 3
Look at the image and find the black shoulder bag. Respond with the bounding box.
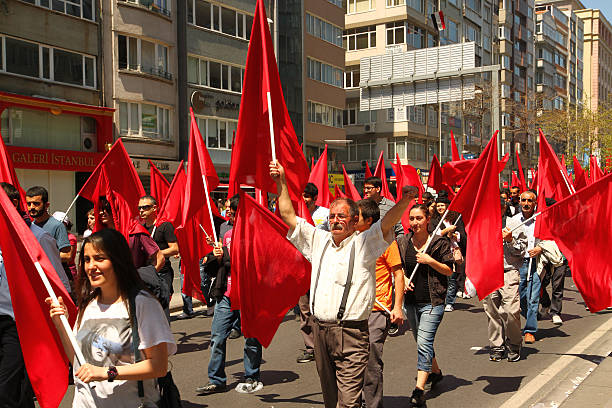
[129,294,182,408]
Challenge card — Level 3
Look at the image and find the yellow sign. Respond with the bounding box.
[328,173,344,193]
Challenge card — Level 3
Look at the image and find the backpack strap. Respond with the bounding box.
[336,242,356,321]
[128,293,145,400]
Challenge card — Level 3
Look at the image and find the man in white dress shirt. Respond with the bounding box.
[270,161,416,408]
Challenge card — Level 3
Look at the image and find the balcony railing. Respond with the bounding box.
[118,0,170,18]
[119,62,173,80]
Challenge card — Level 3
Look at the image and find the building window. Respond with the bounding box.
[407,106,425,124]
[343,103,358,126]
[187,55,244,93]
[344,68,360,88]
[118,0,170,16]
[117,35,171,80]
[386,22,405,45]
[464,22,481,44]
[307,58,343,88]
[386,0,405,6]
[326,0,343,7]
[465,0,481,11]
[308,101,343,128]
[446,20,458,43]
[1,35,95,88]
[195,117,237,150]
[187,0,253,41]
[119,101,171,140]
[346,0,374,14]
[407,25,425,49]
[20,0,94,21]
[343,26,376,51]
[306,14,343,48]
[388,137,426,161]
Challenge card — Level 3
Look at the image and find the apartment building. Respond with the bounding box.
[102,0,181,185]
[0,0,114,231]
[279,0,346,167]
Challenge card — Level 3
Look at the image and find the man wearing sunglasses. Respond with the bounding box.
[511,190,543,345]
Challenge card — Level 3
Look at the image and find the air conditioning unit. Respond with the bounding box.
[81,133,97,152]
[364,123,376,133]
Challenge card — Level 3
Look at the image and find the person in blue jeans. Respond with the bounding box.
[396,204,454,408]
[196,200,263,395]
[512,190,543,345]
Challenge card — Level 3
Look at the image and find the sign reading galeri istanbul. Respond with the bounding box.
[7,146,104,172]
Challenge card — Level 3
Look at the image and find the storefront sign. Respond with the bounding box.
[7,146,104,172]
[131,158,181,174]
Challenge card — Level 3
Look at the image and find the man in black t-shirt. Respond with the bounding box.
[139,195,179,314]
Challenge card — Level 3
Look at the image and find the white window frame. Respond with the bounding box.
[119,101,172,140]
[118,35,170,78]
[343,25,377,51]
[196,116,237,150]
[21,0,95,21]
[188,0,252,41]
[187,55,244,94]
[346,0,375,14]
[307,57,343,88]
[0,35,96,89]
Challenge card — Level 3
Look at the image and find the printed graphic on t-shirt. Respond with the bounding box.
[76,318,132,367]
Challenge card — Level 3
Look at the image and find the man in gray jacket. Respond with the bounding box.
[483,198,527,362]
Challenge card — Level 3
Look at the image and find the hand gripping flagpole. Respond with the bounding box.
[405,208,450,288]
[202,175,219,243]
[34,261,86,365]
[267,92,277,162]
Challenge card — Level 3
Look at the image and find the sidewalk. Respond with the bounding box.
[561,352,612,407]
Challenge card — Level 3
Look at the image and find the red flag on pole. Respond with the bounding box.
[373,151,395,202]
[448,135,504,299]
[365,161,373,179]
[590,155,604,183]
[573,156,589,190]
[535,173,612,312]
[0,132,26,210]
[450,131,461,162]
[228,0,308,201]
[230,192,311,347]
[535,130,575,237]
[148,160,170,206]
[511,171,520,188]
[156,162,185,226]
[516,151,528,192]
[78,139,145,239]
[529,168,537,190]
[342,164,361,201]
[0,189,78,408]
[333,184,346,200]
[308,145,331,208]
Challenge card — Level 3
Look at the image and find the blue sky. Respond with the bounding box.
[582,0,612,20]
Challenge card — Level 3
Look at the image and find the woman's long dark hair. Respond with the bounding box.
[76,228,146,325]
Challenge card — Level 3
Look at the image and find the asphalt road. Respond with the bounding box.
[57,274,612,407]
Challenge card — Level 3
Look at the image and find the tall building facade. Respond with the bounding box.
[0,0,114,230]
[279,0,346,168]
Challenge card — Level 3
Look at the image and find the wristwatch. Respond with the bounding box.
[107,366,118,382]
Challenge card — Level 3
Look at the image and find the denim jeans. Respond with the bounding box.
[404,303,445,372]
[180,272,193,315]
[445,272,458,306]
[519,258,540,334]
[208,296,262,385]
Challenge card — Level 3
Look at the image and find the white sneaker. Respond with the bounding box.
[235,378,264,394]
[462,293,472,299]
[552,314,563,325]
[456,291,464,298]
[444,304,454,312]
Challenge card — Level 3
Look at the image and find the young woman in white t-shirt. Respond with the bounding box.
[47,228,176,408]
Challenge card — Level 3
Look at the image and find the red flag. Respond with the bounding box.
[364,161,373,179]
[427,154,444,191]
[448,135,503,299]
[516,151,528,192]
[0,189,77,408]
[308,145,331,208]
[442,138,506,188]
[342,164,361,201]
[450,131,461,162]
[535,173,612,312]
[529,168,537,190]
[228,0,309,201]
[573,156,589,190]
[333,184,346,200]
[0,132,26,210]
[148,160,170,206]
[535,130,575,237]
[230,192,311,347]
[296,197,315,226]
[590,155,604,183]
[391,155,421,231]
[373,151,395,202]
[78,139,145,239]
[511,171,520,188]
[255,188,269,208]
[156,162,185,226]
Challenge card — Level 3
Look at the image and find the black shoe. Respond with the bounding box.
[489,347,505,362]
[409,387,426,407]
[296,349,315,363]
[229,329,241,339]
[507,349,521,362]
[196,382,226,395]
[428,370,443,388]
[176,312,194,320]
